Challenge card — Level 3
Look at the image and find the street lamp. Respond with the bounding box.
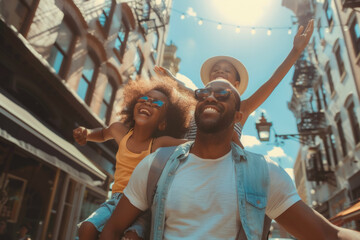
[255,112,272,141]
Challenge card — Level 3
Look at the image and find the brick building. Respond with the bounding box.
[0,0,172,239]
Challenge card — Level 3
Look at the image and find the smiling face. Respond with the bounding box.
[209,60,240,88]
[133,89,169,131]
[194,81,240,134]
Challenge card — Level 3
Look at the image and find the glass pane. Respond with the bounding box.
[103,83,113,103]
[99,103,108,121]
[48,46,64,74]
[152,33,158,50]
[99,7,111,27]
[77,77,89,100]
[134,50,141,72]
[355,22,360,39]
[115,36,122,50]
[83,57,95,80]
[57,22,72,53]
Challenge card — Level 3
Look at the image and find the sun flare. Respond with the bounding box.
[211,0,272,26]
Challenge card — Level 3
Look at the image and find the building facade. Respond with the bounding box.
[283,0,360,230]
[0,0,172,239]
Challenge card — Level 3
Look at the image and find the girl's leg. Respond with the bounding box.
[78,221,99,240]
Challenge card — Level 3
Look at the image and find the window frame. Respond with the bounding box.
[48,19,77,79]
[325,63,335,95]
[348,13,360,56]
[99,78,116,124]
[113,19,130,63]
[77,53,100,105]
[98,0,116,38]
[335,113,348,157]
[333,41,346,78]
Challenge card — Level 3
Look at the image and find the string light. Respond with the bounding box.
[288,27,292,35]
[172,7,348,35]
[267,28,272,36]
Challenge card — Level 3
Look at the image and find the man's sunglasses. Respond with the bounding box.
[137,95,165,108]
[194,88,232,102]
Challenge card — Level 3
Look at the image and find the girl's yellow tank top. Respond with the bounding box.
[112,129,154,193]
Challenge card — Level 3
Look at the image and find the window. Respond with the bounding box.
[13,0,34,33]
[347,101,360,144]
[334,43,345,77]
[349,15,360,55]
[99,80,114,123]
[48,21,74,77]
[318,19,324,39]
[325,64,335,95]
[324,0,333,27]
[77,55,97,103]
[98,0,114,36]
[335,114,347,156]
[134,48,143,74]
[152,31,159,59]
[329,130,338,166]
[319,79,328,109]
[114,21,129,61]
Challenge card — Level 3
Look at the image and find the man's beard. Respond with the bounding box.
[194,104,236,134]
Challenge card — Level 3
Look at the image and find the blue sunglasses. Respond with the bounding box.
[138,95,165,108]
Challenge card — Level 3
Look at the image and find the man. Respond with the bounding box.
[101,79,360,240]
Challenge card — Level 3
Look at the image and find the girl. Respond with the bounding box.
[73,77,194,240]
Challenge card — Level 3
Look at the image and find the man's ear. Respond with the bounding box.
[234,81,240,89]
[234,111,243,123]
[158,120,167,131]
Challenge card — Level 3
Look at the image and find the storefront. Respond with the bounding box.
[0,93,108,239]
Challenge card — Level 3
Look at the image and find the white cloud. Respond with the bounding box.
[266,146,286,158]
[186,7,197,17]
[250,111,256,117]
[241,135,261,148]
[175,73,198,90]
[285,168,295,181]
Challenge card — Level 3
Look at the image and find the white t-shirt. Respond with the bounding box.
[124,150,300,240]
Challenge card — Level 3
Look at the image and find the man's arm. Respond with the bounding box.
[100,196,143,240]
[240,19,314,126]
[276,200,360,240]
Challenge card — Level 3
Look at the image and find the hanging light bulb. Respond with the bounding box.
[267,28,272,36]
[180,14,185,20]
[325,27,330,33]
[235,26,240,33]
[344,25,349,31]
[251,28,256,35]
[198,19,203,25]
[288,27,292,35]
[217,23,222,30]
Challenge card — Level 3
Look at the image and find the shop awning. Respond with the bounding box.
[0,92,107,182]
[329,201,360,226]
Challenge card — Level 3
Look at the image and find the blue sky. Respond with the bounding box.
[166,0,302,175]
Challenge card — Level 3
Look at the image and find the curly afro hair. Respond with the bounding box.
[119,76,195,138]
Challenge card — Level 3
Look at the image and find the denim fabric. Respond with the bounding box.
[77,192,123,232]
[149,141,269,240]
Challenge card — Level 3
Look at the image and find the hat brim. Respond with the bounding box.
[200,56,249,95]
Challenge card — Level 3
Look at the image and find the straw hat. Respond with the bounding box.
[200,56,249,95]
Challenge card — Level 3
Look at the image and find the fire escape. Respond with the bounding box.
[128,0,170,34]
[291,55,336,186]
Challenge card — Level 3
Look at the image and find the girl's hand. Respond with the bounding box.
[73,127,88,146]
[293,19,314,53]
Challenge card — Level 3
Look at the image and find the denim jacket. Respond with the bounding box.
[149,141,270,240]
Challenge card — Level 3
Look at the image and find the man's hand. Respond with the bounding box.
[293,19,314,53]
[121,230,143,240]
[73,127,88,146]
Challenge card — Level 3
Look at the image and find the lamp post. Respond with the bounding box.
[255,112,272,142]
